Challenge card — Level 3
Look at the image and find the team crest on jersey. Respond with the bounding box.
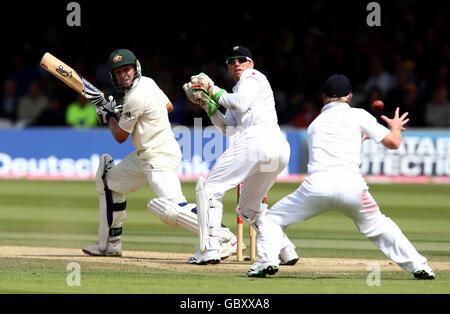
[112,54,123,63]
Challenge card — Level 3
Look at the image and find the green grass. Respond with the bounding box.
[1,257,446,294]
[0,180,449,294]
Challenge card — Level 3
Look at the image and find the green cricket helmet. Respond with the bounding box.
[107,49,142,91]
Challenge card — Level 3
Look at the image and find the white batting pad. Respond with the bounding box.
[210,227,233,243]
[195,176,209,251]
[147,198,198,234]
[98,196,109,252]
[96,154,114,252]
[96,154,126,252]
[98,196,126,252]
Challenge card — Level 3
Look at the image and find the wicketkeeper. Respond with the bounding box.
[183,46,299,265]
[83,49,238,258]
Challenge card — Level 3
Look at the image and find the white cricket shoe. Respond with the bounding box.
[413,263,435,280]
[279,246,299,266]
[220,235,246,260]
[247,261,279,278]
[82,239,122,257]
[188,250,221,265]
[188,234,246,261]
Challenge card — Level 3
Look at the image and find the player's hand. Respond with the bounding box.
[381,107,409,131]
[96,105,109,125]
[96,96,121,125]
[183,82,202,104]
[182,82,218,116]
[190,73,225,103]
[104,96,123,117]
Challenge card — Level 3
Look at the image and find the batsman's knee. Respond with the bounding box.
[96,154,115,193]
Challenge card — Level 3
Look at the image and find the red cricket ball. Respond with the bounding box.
[372,100,384,112]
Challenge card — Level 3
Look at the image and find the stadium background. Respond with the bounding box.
[1,0,449,182]
[1,0,449,128]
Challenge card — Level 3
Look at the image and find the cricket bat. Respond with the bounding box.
[40,52,106,106]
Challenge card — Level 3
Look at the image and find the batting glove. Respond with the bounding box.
[96,96,123,125]
[182,82,218,117]
[190,73,226,104]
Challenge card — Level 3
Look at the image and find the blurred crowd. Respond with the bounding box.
[1,1,449,128]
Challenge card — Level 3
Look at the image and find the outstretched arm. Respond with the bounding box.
[380,107,409,149]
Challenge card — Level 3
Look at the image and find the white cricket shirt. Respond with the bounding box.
[306,101,390,175]
[119,76,180,160]
[219,69,279,132]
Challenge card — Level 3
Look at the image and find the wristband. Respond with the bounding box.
[211,89,226,103]
[207,101,218,117]
[106,112,116,123]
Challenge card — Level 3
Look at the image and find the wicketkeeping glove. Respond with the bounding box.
[182,82,218,117]
[190,73,226,104]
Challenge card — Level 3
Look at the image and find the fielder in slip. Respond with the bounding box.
[250,74,435,279]
[183,46,298,265]
[83,49,238,258]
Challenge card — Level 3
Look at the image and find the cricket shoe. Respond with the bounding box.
[413,264,435,280]
[188,250,221,265]
[246,262,279,278]
[220,235,246,260]
[279,246,299,266]
[82,239,122,257]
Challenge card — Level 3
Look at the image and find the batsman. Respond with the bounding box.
[83,49,238,257]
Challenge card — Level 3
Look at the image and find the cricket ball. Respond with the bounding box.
[372,100,384,112]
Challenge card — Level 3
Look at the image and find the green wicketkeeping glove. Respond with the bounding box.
[183,82,219,117]
[190,73,226,104]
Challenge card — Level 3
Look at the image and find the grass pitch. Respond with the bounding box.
[0,180,449,294]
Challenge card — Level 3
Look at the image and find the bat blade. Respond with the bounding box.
[40,52,106,105]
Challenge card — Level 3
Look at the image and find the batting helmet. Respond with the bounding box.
[107,49,142,91]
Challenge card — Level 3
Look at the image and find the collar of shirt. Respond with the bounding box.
[321,101,350,113]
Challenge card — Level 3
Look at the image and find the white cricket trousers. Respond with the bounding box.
[203,126,291,252]
[257,171,428,273]
[106,150,187,205]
